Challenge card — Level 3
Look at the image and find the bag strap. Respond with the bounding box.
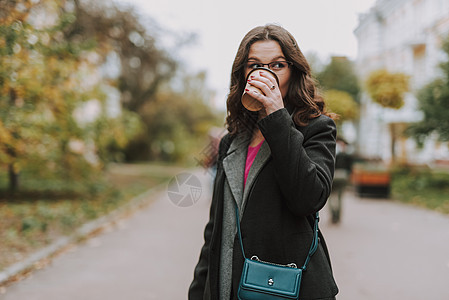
[301,211,320,271]
[234,200,320,271]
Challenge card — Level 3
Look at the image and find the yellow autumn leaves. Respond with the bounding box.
[365,69,410,109]
[324,90,359,123]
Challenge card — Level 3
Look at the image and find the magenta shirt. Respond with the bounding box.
[244,140,264,187]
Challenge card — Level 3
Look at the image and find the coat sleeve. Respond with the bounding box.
[257,108,336,217]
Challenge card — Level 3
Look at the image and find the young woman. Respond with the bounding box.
[189,24,339,300]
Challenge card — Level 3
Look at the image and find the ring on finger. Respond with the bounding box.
[270,85,275,90]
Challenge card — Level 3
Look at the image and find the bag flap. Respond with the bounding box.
[240,258,302,298]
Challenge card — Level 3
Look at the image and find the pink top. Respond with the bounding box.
[244,140,264,187]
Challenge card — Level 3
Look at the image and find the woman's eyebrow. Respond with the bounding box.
[247,55,286,61]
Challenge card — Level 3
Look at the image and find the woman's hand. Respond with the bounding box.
[246,71,284,116]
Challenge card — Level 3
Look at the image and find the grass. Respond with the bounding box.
[390,166,449,214]
[0,162,184,272]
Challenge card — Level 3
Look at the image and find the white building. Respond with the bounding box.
[354,0,449,164]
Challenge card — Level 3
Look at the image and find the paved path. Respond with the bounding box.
[1,170,449,299]
[324,190,449,300]
[0,170,214,300]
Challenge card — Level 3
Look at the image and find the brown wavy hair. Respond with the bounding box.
[225,24,334,135]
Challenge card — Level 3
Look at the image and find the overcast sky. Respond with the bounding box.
[115,0,377,108]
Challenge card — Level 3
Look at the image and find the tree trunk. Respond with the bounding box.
[8,163,19,192]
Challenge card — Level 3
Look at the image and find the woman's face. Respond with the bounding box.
[245,40,292,98]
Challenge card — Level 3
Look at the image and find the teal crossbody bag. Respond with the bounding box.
[234,202,320,300]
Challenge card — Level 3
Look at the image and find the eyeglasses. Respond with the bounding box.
[245,60,293,74]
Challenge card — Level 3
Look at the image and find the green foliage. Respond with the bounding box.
[0,1,146,190]
[1,0,219,191]
[323,89,359,123]
[407,35,449,144]
[64,0,218,163]
[391,166,449,214]
[1,1,101,187]
[126,71,221,163]
[392,166,449,190]
[365,69,410,109]
[88,109,144,163]
[407,79,449,144]
[317,56,360,102]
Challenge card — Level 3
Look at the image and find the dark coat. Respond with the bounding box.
[189,108,339,299]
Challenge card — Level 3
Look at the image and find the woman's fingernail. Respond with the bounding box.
[245,88,249,91]
[247,79,251,83]
[250,75,255,79]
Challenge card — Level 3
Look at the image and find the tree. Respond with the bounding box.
[365,69,410,109]
[0,0,141,191]
[317,57,360,142]
[0,0,98,191]
[65,0,178,113]
[127,71,220,162]
[54,0,218,163]
[408,79,449,144]
[324,89,359,124]
[406,36,449,145]
[1,0,219,193]
[317,56,360,102]
[365,69,410,163]
[61,0,204,161]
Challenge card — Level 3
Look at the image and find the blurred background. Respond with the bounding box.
[1,0,449,299]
